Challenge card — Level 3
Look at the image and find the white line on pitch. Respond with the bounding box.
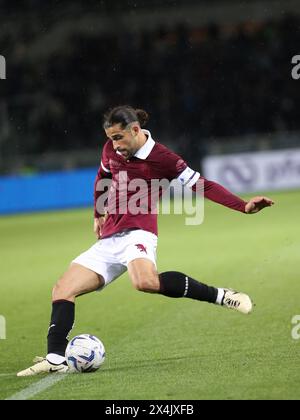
[5,374,66,400]
[0,373,15,378]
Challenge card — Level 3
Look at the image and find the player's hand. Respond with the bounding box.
[245,196,275,214]
[94,214,108,239]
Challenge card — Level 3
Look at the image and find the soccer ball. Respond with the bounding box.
[66,334,106,373]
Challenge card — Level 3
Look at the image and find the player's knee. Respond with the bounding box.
[133,276,159,293]
[52,279,74,301]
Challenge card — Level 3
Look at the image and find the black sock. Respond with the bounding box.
[159,271,218,303]
[47,300,75,357]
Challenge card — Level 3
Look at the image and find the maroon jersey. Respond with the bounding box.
[94,130,246,239]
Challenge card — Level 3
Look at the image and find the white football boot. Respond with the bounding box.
[17,357,68,377]
[221,289,253,314]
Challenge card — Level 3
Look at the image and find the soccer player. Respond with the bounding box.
[18,106,274,376]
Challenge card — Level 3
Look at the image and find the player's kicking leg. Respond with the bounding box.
[17,263,104,377]
[128,259,253,314]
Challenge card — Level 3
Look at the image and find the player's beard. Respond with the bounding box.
[118,138,139,159]
[119,149,131,159]
[119,146,137,159]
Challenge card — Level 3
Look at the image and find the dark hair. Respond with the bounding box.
[103,105,149,129]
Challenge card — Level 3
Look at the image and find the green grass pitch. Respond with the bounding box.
[0,190,299,400]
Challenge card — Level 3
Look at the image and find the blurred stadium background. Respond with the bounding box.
[0,0,300,213]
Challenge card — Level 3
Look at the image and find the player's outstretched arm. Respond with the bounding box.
[245,196,275,214]
[162,149,275,215]
[192,177,275,214]
[193,177,247,213]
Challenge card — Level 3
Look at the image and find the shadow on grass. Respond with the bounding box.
[101,354,204,373]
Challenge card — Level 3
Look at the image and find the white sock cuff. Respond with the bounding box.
[216,288,225,305]
[47,353,66,365]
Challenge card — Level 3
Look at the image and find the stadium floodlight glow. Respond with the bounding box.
[0,315,6,340]
[0,55,6,80]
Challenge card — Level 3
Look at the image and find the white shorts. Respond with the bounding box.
[72,229,158,286]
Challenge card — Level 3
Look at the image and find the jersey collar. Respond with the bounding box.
[134,130,156,160]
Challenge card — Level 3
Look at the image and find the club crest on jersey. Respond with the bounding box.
[135,244,147,254]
